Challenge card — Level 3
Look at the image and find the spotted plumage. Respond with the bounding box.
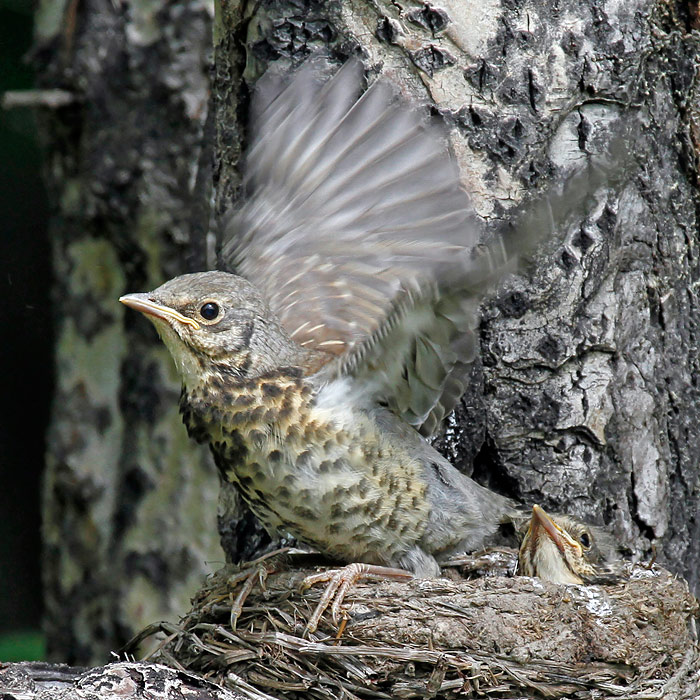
[175,338,437,568]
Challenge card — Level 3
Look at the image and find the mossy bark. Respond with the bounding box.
[36,0,221,665]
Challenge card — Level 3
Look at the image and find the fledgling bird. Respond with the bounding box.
[518,505,618,584]
[120,60,621,589]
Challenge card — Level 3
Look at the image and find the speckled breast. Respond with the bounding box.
[179,372,431,565]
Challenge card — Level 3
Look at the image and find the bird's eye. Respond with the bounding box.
[579,532,591,549]
[200,302,220,321]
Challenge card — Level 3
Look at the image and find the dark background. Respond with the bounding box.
[0,0,51,651]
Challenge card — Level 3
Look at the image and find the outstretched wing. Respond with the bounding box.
[223,59,623,435]
[223,57,481,349]
[333,152,627,435]
[223,59,488,435]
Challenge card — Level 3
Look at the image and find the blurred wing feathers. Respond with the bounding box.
[223,60,483,392]
[223,59,626,435]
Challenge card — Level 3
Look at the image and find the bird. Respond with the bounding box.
[120,58,624,626]
[518,504,619,585]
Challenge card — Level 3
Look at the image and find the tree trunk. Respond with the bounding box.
[38,0,700,667]
[35,0,221,665]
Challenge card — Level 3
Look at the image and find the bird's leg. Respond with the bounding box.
[301,562,413,633]
[229,564,269,630]
[226,548,289,628]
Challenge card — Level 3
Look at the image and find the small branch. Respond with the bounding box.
[2,89,76,110]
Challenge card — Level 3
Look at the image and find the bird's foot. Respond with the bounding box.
[227,564,270,629]
[225,548,291,629]
[301,562,412,634]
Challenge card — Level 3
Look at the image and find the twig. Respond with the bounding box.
[2,89,76,109]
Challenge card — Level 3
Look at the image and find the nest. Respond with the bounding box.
[126,550,700,699]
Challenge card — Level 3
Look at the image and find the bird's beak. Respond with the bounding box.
[119,293,200,330]
[530,505,581,558]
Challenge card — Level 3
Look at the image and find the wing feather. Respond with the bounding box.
[223,58,627,435]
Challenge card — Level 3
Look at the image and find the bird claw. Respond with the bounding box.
[301,562,412,634]
[228,563,270,630]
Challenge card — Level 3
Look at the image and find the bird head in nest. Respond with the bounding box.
[518,504,618,585]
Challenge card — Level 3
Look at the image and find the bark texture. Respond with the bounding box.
[37,0,700,669]
[0,661,246,700]
[36,0,221,665]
